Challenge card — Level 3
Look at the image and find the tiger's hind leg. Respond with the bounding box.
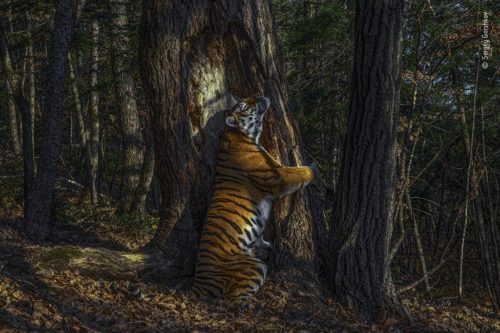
[222,255,267,301]
[192,262,228,301]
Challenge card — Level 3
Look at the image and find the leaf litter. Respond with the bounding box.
[0,216,499,332]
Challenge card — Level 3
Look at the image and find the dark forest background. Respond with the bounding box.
[0,0,498,331]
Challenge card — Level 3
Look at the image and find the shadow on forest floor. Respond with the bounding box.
[0,149,499,331]
[0,216,499,332]
[48,215,130,251]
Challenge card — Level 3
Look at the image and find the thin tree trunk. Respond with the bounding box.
[110,0,144,215]
[458,172,471,301]
[130,119,155,217]
[139,0,321,278]
[68,53,88,149]
[25,0,83,241]
[6,80,22,156]
[69,108,73,152]
[406,189,431,293]
[26,12,36,155]
[2,3,23,157]
[326,0,407,322]
[453,65,479,301]
[3,1,21,157]
[87,21,100,204]
[98,122,106,200]
[68,51,92,186]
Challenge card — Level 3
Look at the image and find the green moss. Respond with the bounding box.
[41,246,83,266]
[121,253,147,262]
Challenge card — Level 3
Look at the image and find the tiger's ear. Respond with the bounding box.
[225,116,238,128]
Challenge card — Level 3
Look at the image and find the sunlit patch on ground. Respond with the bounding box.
[0,217,499,332]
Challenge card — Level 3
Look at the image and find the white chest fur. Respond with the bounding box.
[257,198,272,225]
[241,197,274,248]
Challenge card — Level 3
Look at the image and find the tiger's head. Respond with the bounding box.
[225,96,271,143]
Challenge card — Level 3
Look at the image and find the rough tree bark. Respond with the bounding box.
[109,0,146,215]
[139,0,322,278]
[25,0,83,241]
[326,0,406,323]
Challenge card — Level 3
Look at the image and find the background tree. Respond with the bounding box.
[110,0,148,216]
[86,20,100,205]
[25,0,85,240]
[2,3,22,158]
[326,0,406,322]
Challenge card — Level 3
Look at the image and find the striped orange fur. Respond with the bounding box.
[192,96,317,301]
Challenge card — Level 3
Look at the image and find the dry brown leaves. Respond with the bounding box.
[1,217,499,332]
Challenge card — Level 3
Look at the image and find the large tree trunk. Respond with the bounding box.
[139,0,321,278]
[25,0,83,241]
[326,0,406,323]
[110,0,145,215]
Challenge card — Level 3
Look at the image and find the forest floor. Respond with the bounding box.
[0,157,499,332]
[1,212,499,332]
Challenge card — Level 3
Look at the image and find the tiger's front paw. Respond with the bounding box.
[255,246,272,262]
[258,238,273,250]
[309,163,321,181]
[252,237,272,261]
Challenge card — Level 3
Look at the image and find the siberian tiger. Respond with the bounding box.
[192,95,318,301]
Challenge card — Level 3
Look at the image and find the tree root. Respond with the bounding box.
[35,245,168,281]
